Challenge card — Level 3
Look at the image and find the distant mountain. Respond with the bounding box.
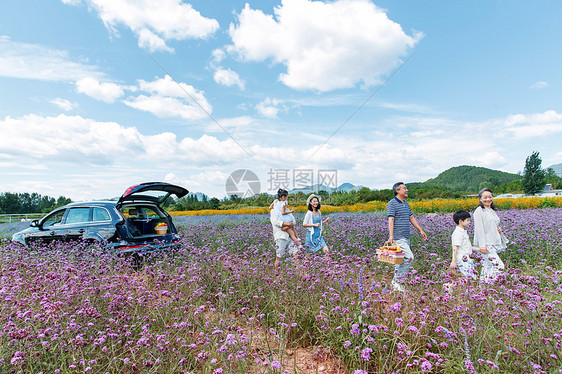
[289,183,364,194]
[547,163,562,177]
[409,165,521,192]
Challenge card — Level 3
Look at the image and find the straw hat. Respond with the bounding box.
[306,193,321,206]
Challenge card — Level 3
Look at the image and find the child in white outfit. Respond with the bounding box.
[275,198,295,223]
[450,210,487,279]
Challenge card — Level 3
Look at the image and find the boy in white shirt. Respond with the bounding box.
[450,210,487,280]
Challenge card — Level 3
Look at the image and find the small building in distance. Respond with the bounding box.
[537,184,562,197]
[494,193,525,199]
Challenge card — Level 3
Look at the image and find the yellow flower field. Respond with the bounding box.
[169,196,562,216]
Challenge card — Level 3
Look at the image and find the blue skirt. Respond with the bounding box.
[305,230,327,253]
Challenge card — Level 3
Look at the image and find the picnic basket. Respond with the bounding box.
[376,241,405,264]
[155,223,168,235]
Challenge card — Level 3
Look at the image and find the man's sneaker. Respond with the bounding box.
[391,280,405,293]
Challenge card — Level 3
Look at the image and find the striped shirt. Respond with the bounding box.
[386,197,413,240]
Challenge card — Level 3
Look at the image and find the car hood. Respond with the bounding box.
[116,182,189,207]
[11,226,38,244]
[12,226,38,236]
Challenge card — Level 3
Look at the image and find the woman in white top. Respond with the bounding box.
[473,188,506,283]
[302,194,330,257]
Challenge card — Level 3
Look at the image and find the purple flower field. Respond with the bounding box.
[1,208,561,373]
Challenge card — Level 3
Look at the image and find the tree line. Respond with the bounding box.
[171,193,221,211]
[0,192,72,214]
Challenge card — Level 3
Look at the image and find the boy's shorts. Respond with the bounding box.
[275,239,298,258]
[457,258,477,280]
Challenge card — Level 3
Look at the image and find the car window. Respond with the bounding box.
[42,210,66,227]
[142,207,162,218]
[65,207,91,224]
[121,206,163,218]
[122,206,139,218]
[92,207,111,221]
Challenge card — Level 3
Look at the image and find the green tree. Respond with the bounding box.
[55,196,72,208]
[209,197,220,210]
[317,190,329,198]
[229,194,241,204]
[0,192,20,214]
[19,192,41,213]
[0,192,70,213]
[495,179,523,194]
[39,196,56,212]
[522,151,546,195]
[358,187,373,202]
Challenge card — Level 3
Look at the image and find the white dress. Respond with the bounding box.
[275,200,294,223]
[473,206,506,283]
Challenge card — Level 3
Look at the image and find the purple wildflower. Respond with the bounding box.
[360,347,373,361]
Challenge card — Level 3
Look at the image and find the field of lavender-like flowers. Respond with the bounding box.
[1,208,562,373]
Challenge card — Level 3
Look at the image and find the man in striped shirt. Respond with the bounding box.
[387,182,428,292]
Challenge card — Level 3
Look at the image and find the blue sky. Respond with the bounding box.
[1,0,561,200]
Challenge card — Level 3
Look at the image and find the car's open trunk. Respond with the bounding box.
[118,203,173,239]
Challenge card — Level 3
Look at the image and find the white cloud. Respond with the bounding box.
[64,0,219,52]
[0,36,104,82]
[530,81,548,90]
[378,101,436,115]
[211,48,226,64]
[0,113,250,167]
[255,97,284,118]
[210,48,245,90]
[175,134,249,164]
[164,171,229,189]
[213,67,245,89]
[137,75,207,103]
[3,109,560,199]
[137,29,173,53]
[123,75,212,120]
[503,110,562,138]
[304,133,504,187]
[256,105,279,119]
[299,143,355,170]
[469,152,507,168]
[204,115,255,133]
[0,114,144,164]
[228,0,421,91]
[124,95,203,120]
[76,77,125,103]
[50,98,78,111]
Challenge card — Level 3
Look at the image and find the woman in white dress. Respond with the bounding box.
[473,188,507,283]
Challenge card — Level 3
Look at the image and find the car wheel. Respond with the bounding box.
[131,253,144,271]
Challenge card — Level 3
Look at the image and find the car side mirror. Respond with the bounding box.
[30,220,39,227]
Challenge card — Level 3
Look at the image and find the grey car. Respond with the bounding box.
[11,182,188,256]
